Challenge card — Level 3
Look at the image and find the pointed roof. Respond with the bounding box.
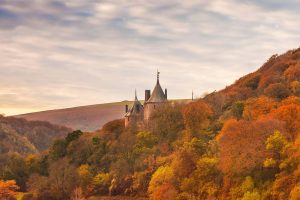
[125,91,144,117]
[147,71,167,103]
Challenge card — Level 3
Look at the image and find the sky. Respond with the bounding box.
[0,0,300,115]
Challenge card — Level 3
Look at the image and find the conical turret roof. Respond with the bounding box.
[125,91,144,117]
[147,72,167,103]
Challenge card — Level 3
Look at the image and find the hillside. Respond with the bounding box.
[16,100,190,132]
[0,115,71,155]
[2,47,300,200]
[15,101,133,132]
[204,48,300,116]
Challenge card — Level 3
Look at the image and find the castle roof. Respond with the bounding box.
[125,91,144,117]
[147,72,167,103]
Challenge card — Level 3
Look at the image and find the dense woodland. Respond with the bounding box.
[1,48,300,200]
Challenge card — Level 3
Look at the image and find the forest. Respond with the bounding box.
[1,47,300,200]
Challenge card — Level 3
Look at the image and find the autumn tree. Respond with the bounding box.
[78,164,92,192]
[264,83,290,99]
[148,166,175,199]
[182,100,213,135]
[148,102,184,143]
[231,101,245,120]
[269,104,300,141]
[290,81,300,96]
[151,183,177,200]
[180,156,220,199]
[217,119,286,175]
[243,96,277,120]
[0,180,19,200]
[284,63,300,82]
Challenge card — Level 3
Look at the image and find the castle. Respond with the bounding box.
[124,71,167,127]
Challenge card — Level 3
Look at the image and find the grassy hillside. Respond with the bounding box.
[16,100,191,132]
[15,101,133,132]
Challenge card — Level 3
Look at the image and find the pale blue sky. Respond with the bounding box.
[0,0,300,115]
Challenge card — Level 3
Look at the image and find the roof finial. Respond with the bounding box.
[135,89,137,100]
[157,69,160,83]
[192,90,194,101]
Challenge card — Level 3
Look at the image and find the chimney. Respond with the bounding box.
[165,89,168,99]
[145,90,151,101]
[125,104,128,113]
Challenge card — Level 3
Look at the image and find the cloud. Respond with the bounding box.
[0,0,300,115]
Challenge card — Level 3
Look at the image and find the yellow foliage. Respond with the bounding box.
[148,166,174,195]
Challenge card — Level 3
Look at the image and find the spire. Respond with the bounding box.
[157,69,160,83]
[135,89,138,101]
[192,90,194,101]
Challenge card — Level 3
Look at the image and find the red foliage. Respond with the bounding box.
[217,119,286,175]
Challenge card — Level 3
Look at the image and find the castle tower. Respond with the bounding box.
[124,90,144,127]
[144,71,167,121]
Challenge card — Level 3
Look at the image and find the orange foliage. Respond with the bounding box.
[182,100,213,132]
[0,180,19,199]
[281,96,300,106]
[243,96,277,120]
[284,62,300,82]
[151,183,177,200]
[269,104,300,141]
[217,119,286,175]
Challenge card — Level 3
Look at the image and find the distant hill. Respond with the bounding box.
[15,101,132,132]
[0,115,71,155]
[15,100,190,132]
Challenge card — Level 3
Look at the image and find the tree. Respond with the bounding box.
[284,63,300,82]
[149,103,184,143]
[148,166,175,197]
[266,130,290,158]
[101,119,125,140]
[65,130,83,145]
[243,96,277,120]
[281,96,300,105]
[241,191,260,200]
[290,184,300,200]
[182,100,213,134]
[78,165,92,191]
[230,176,255,199]
[264,83,290,99]
[0,180,19,200]
[290,81,300,96]
[217,119,286,175]
[91,173,111,195]
[71,187,86,200]
[269,104,300,141]
[231,101,245,120]
[49,139,67,160]
[48,159,78,199]
[180,156,220,199]
[151,183,177,200]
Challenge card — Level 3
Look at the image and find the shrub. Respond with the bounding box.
[264,83,290,99]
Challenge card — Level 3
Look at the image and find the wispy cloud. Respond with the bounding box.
[0,0,300,115]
